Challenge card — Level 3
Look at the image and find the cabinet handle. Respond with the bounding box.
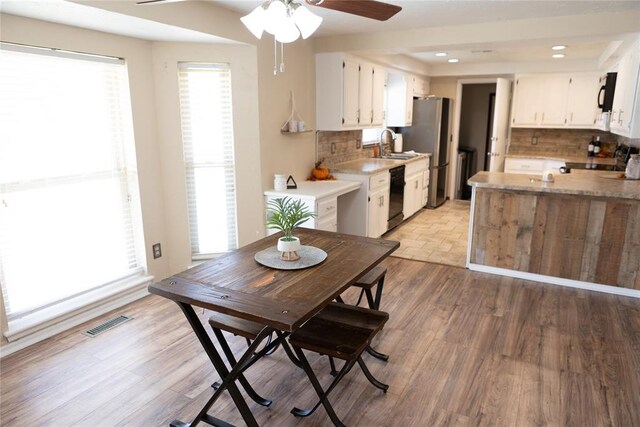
[619,110,624,124]
[534,112,537,122]
[325,205,335,211]
[570,112,573,123]
[541,112,545,122]
[415,181,418,189]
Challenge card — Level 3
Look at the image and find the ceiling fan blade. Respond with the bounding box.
[136,0,184,5]
[306,0,402,21]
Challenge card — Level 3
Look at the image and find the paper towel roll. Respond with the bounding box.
[394,134,403,153]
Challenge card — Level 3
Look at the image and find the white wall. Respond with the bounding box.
[151,42,263,273]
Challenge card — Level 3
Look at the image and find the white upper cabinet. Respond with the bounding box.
[411,75,430,98]
[371,65,387,127]
[566,74,601,127]
[511,73,600,129]
[611,42,640,138]
[387,72,414,127]
[342,59,360,127]
[358,62,373,126]
[511,76,542,126]
[316,53,387,131]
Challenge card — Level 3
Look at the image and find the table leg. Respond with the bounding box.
[173,302,265,427]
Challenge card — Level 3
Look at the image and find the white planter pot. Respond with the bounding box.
[277,236,301,261]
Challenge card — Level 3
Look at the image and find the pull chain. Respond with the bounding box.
[280,42,285,73]
[273,36,278,75]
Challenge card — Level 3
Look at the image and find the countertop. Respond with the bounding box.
[331,153,432,175]
[264,180,360,199]
[505,153,617,165]
[468,171,640,200]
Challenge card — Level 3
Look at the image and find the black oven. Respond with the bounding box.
[388,166,405,231]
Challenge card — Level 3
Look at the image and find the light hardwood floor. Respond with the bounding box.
[1,258,639,426]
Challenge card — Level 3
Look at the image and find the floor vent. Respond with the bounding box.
[83,315,132,337]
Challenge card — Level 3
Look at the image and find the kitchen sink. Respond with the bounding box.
[379,154,418,160]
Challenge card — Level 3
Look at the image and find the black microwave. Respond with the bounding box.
[597,72,617,112]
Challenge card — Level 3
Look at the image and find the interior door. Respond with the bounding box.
[488,78,512,172]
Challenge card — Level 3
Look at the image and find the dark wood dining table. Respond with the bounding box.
[149,228,399,427]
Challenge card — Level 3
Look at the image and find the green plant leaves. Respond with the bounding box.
[266,196,316,238]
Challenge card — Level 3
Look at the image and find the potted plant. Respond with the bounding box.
[266,197,316,261]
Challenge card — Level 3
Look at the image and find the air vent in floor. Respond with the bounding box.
[83,315,132,337]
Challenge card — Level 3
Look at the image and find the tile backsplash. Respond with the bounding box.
[509,128,640,157]
[317,130,391,167]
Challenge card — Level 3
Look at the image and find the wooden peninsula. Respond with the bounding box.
[467,171,640,297]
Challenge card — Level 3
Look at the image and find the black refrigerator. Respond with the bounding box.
[400,97,452,208]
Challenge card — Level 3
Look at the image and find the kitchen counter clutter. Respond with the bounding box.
[469,170,640,200]
[467,171,640,296]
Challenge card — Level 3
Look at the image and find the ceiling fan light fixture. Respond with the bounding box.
[435,52,447,57]
[276,16,301,43]
[293,5,323,39]
[264,0,288,35]
[240,5,266,39]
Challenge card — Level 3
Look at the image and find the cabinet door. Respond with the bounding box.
[566,74,600,127]
[405,76,414,125]
[358,62,373,126]
[512,76,541,126]
[617,48,640,133]
[368,186,388,238]
[540,75,569,126]
[403,173,421,219]
[371,65,386,127]
[342,59,360,127]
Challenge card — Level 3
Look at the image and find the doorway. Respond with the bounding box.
[448,77,512,202]
[456,83,496,199]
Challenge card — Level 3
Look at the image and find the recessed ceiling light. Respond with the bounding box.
[552,45,566,50]
[552,54,565,59]
[435,52,448,57]
[448,58,459,63]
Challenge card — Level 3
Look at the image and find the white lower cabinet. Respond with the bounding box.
[403,158,429,219]
[264,195,338,235]
[333,171,390,238]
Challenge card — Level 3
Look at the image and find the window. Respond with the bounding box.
[0,43,144,323]
[362,128,386,145]
[178,63,237,258]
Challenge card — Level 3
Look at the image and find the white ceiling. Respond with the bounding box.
[0,0,237,43]
[2,0,639,68]
[212,0,640,38]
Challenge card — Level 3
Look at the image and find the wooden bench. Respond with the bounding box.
[288,302,389,427]
[336,265,389,362]
[207,312,300,408]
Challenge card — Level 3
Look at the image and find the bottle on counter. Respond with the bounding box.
[593,136,601,156]
[626,154,640,179]
[588,136,595,157]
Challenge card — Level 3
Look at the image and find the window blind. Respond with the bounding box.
[0,43,144,319]
[178,63,237,257]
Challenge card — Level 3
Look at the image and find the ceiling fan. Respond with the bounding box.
[136,0,402,22]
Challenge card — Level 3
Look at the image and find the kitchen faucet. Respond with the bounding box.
[379,128,396,157]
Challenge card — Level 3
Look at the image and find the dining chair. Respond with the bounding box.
[288,302,389,427]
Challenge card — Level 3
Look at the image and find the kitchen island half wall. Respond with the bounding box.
[467,171,640,297]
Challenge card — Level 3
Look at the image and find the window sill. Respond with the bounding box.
[3,273,153,345]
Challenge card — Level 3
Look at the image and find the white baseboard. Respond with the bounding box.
[467,263,640,298]
[0,278,152,358]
